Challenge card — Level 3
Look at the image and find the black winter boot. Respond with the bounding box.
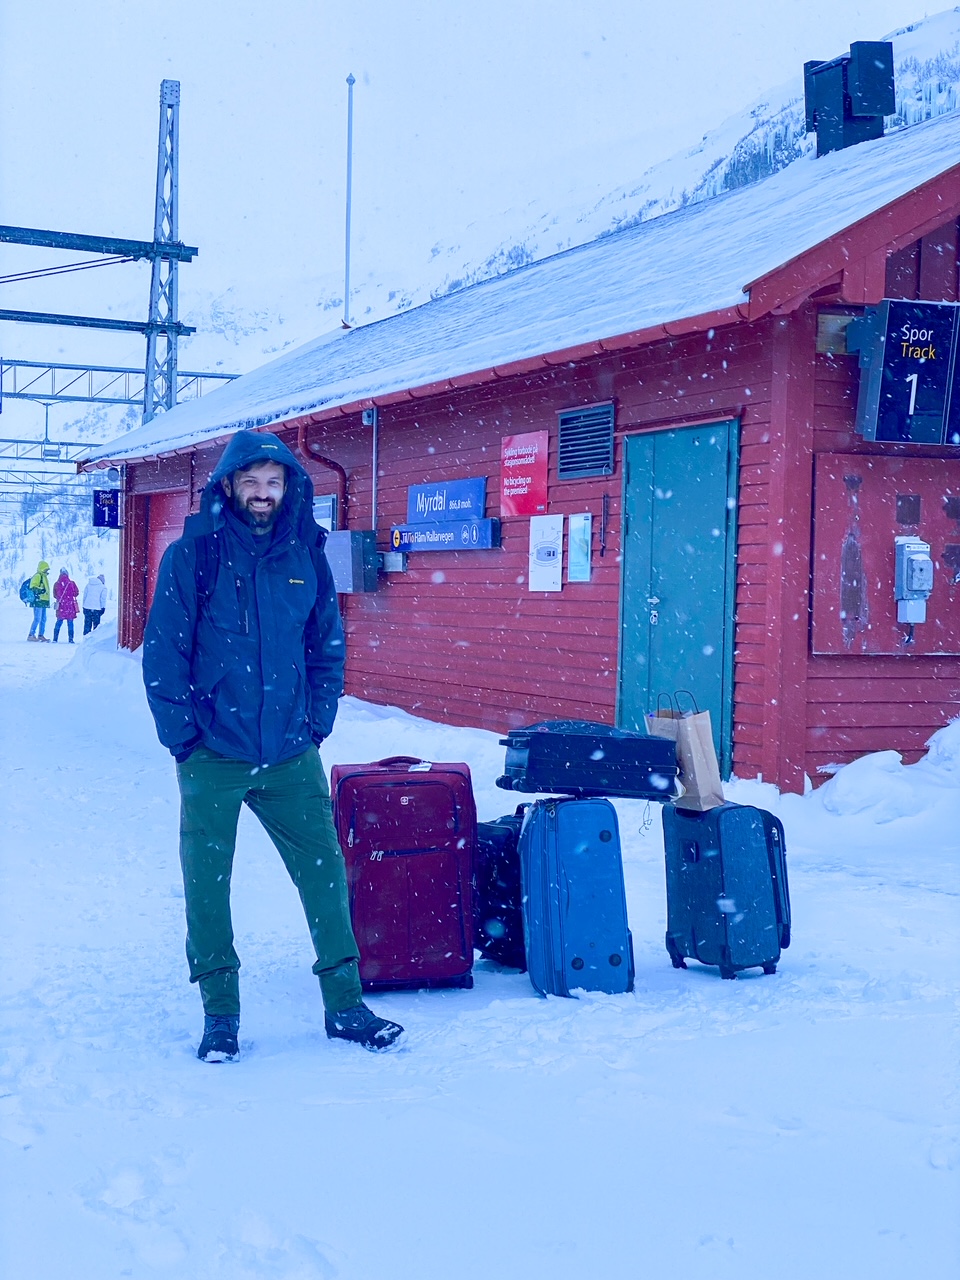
[325,1004,404,1051]
[197,1014,240,1062]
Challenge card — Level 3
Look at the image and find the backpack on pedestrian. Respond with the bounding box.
[19,579,38,606]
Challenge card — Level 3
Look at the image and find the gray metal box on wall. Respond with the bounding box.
[324,530,378,593]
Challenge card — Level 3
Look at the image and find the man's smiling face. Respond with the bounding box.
[222,460,287,532]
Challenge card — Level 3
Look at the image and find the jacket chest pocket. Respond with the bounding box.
[206,568,249,635]
[277,564,316,630]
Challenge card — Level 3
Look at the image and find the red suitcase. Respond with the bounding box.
[330,756,476,990]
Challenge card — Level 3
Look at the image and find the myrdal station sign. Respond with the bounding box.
[390,478,501,552]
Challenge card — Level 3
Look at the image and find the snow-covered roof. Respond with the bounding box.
[83,111,960,465]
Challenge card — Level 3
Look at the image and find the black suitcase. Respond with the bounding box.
[496,719,680,800]
[661,802,791,979]
[474,806,527,969]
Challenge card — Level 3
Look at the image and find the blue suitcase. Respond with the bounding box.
[661,802,791,979]
[520,796,634,997]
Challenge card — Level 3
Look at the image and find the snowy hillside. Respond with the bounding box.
[5,10,960,387]
[99,8,960,368]
[179,9,960,352]
[417,9,960,303]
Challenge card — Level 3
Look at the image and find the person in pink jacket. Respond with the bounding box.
[52,568,80,644]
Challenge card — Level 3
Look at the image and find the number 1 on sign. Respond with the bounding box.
[906,372,919,416]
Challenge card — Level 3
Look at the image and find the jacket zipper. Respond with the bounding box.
[235,573,249,634]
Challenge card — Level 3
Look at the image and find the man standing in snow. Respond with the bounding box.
[143,430,403,1062]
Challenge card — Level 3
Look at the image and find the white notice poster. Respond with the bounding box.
[528,515,563,592]
[567,513,592,582]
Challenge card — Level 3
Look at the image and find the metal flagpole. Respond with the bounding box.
[343,73,356,329]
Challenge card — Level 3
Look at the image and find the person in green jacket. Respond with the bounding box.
[27,560,51,642]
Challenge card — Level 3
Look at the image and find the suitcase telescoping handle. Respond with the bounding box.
[762,813,792,946]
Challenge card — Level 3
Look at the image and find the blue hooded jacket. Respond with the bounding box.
[142,430,345,767]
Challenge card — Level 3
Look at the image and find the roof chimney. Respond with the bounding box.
[804,41,895,157]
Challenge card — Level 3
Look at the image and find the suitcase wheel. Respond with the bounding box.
[762,962,778,975]
[665,935,687,970]
[780,925,791,949]
[719,967,737,980]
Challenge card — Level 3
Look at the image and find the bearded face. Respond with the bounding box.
[222,461,287,532]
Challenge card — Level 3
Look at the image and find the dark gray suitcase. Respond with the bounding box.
[496,719,680,800]
[520,796,634,997]
[661,802,791,978]
[474,807,527,969]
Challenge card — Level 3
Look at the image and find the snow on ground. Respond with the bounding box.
[0,599,957,1279]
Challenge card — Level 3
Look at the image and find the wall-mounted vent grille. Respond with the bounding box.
[557,402,615,480]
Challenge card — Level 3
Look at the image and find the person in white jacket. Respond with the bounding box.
[82,574,107,635]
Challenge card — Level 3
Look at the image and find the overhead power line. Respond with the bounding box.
[0,255,136,286]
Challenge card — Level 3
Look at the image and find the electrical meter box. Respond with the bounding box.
[324,530,378,593]
[894,535,934,623]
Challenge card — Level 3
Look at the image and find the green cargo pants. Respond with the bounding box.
[175,745,362,1016]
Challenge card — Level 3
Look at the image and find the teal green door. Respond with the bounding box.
[618,422,739,775]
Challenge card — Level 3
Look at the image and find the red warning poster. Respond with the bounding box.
[500,430,548,517]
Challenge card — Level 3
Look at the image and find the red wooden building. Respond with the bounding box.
[82,109,960,792]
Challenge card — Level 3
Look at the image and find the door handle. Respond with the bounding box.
[650,610,659,625]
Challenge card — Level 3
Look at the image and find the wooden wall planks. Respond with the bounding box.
[297,323,773,737]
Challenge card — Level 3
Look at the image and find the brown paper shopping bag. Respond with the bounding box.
[646,701,724,812]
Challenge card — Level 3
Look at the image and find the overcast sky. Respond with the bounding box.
[0,0,930,373]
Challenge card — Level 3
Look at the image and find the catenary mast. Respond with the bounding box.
[143,79,182,422]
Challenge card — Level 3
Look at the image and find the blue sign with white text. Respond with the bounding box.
[93,490,120,529]
[391,518,500,553]
[406,477,487,524]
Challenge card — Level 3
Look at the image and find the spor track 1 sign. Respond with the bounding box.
[850,300,960,446]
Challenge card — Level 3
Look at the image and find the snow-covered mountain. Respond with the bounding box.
[167,9,960,370]
[415,9,960,304]
[9,10,960,400]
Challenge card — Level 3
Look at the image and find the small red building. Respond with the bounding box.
[82,110,960,792]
